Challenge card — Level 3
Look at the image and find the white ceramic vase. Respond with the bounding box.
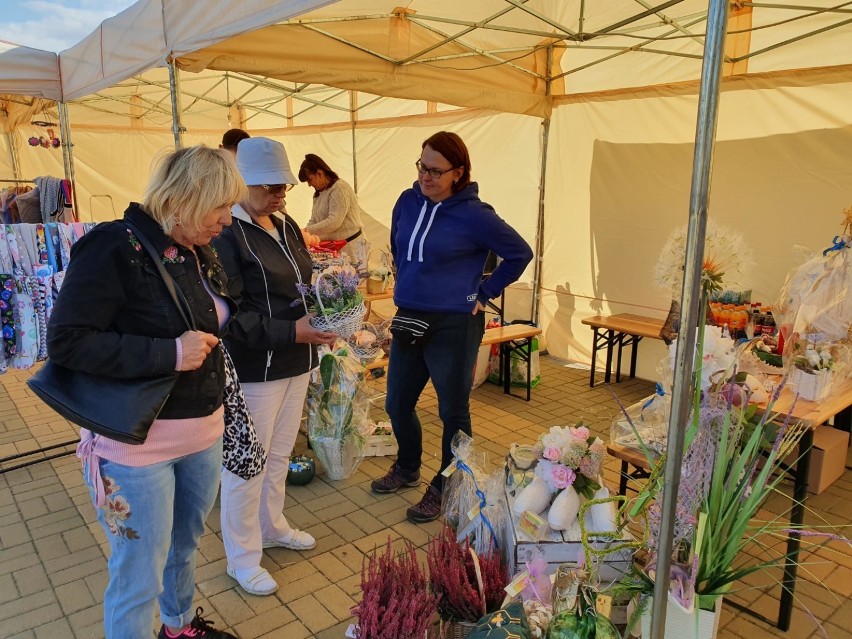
[512,475,554,515]
[547,485,580,530]
[640,594,722,639]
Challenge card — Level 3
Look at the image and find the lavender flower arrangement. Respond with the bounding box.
[296,264,364,317]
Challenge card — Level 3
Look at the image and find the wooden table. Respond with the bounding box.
[365,323,543,400]
[748,377,852,630]
[607,377,852,631]
[581,313,665,387]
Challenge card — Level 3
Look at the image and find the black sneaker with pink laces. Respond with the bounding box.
[157,607,237,639]
[406,485,442,523]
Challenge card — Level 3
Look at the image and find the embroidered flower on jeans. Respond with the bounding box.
[126,229,142,252]
[162,245,184,264]
[100,475,140,541]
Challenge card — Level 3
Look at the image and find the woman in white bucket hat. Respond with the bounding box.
[214,138,335,596]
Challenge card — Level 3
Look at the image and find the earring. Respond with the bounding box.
[453,179,458,185]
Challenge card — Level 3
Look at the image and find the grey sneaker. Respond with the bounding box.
[371,462,421,494]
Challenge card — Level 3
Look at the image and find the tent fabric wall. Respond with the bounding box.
[540,72,852,380]
[0,43,60,101]
[59,0,334,101]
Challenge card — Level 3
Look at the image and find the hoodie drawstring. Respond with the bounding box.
[406,201,441,263]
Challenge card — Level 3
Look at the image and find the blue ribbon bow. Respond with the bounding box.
[822,235,847,257]
[640,382,666,417]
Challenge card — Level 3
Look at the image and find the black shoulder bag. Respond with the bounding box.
[27,221,195,445]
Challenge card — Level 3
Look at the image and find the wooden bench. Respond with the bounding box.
[581,313,665,388]
[606,442,654,496]
[365,323,543,400]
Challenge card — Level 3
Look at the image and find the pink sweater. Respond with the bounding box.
[79,278,230,506]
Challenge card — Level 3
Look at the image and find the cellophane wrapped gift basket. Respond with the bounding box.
[306,341,370,480]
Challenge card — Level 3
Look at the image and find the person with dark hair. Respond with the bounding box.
[220,128,250,154]
[298,153,369,269]
[371,131,533,524]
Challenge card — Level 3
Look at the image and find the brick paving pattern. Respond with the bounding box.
[1,357,850,638]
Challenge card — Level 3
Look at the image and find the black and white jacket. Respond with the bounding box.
[214,206,316,383]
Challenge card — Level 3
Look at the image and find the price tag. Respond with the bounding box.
[596,594,613,617]
[441,462,458,478]
[504,570,531,597]
[467,502,482,521]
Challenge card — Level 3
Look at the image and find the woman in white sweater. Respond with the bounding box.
[298,154,369,269]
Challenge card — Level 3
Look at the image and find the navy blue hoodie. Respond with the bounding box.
[390,182,533,313]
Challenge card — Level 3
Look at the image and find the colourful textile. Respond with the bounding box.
[0,275,15,359]
[0,227,12,274]
[12,276,37,368]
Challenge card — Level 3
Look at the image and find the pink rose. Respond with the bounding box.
[551,465,576,490]
[543,446,561,461]
[572,426,590,441]
[164,246,178,261]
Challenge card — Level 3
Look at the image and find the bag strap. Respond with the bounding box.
[125,219,195,331]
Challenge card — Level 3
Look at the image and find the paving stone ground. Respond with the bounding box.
[0,357,850,638]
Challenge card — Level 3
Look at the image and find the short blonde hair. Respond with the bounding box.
[143,145,247,236]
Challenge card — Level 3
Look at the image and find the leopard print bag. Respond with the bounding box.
[222,346,266,480]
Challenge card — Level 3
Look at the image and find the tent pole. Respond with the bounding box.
[5,133,21,181]
[650,0,729,637]
[531,45,553,324]
[350,91,358,193]
[57,102,81,220]
[168,59,185,149]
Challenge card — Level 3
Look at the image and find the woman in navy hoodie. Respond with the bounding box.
[371,131,533,523]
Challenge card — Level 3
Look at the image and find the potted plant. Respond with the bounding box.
[366,264,392,295]
[306,342,369,480]
[427,524,509,638]
[788,338,835,401]
[351,539,437,639]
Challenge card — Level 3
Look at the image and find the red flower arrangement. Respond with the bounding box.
[427,524,508,623]
[351,539,437,639]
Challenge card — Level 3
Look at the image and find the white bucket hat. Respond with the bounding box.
[236,137,297,186]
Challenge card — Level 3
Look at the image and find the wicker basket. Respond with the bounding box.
[309,272,367,339]
[348,323,382,363]
[439,619,478,639]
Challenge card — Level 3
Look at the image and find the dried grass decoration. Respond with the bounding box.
[428,524,509,627]
[351,538,437,639]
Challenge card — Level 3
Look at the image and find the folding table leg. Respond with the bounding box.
[778,429,813,630]
[589,328,600,387]
[603,329,615,384]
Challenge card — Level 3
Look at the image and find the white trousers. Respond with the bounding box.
[220,372,310,572]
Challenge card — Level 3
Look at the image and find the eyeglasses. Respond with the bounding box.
[415,160,456,180]
[258,184,294,195]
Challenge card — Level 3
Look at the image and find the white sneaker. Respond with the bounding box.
[226,565,279,596]
[261,528,316,550]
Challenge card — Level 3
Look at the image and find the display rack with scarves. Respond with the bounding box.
[0,222,95,373]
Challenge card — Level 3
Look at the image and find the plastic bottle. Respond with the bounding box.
[762,310,776,336]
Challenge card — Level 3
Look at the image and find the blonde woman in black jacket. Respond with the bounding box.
[214,138,336,597]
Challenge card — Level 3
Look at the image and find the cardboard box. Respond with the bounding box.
[363,434,398,457]
[804,426,849,495]
[503,484,633,583]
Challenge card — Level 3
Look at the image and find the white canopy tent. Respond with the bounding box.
[0,0,850,379]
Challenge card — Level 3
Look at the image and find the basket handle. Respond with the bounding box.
[313,271,337,317]
[469,548,487,617]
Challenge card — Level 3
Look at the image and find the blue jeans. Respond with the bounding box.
[85,438,223,638]
[385,311,485,490]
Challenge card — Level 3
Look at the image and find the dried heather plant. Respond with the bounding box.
[351,539,437,639]
[427,524,509,623]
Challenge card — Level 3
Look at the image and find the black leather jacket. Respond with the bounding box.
[213,206,316,383]
[47,203,237,419]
